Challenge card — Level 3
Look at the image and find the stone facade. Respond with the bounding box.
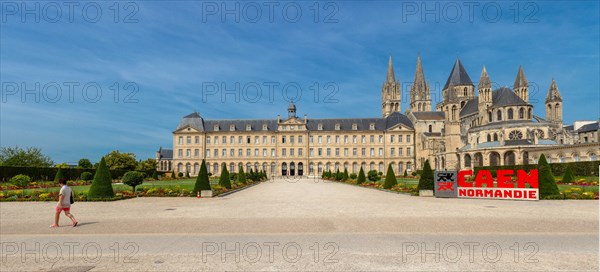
[157,55,600,174]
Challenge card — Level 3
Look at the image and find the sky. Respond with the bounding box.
[1,1,599,164]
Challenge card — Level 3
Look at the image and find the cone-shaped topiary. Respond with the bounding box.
[562,165,575,184]
[383,164,397,189]
[342,168,349,181]
[238,165,246,184]
[193,160,211,194]
[171,170,177,179]
[219,164,231,189]
[538,154,559,197]
[88,157,115,198]
[335,169,342,181]
[417,160,434,191]
[403,169,408,178]
[54,168,65,182]
[357,167,366,184]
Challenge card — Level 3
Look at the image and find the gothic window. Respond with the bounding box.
[461,101,465,108]
[487,134,491,142]
[488,112,492,122]
[493,133,498,141]
[528,108,532,119]
[497,110,502,121]
[428,125,432,133]
[519,108,524,119]
[463,87,467,96]
[536,129,544,139]
[451,105,457,120]
[508,130,523,140]
[508,109,514,120]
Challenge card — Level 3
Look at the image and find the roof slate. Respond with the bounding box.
[443,59,473,90]
[412,111,445,120]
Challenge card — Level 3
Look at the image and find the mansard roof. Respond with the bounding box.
[175,111,414,133]
[443,59,473,90]
[578,122,599,133]
[412,111,445,120]
[175,112,204,131]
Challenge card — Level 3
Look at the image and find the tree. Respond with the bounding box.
[136,158,157,172]
[122,171,145,193]
[562,165,575,183]
[538,154,559,197]
[342,168,349,181]
[55,162,69,168]
[357,167,366,184]
[335,169,343,181]
[54,168,65,182]
[193,160,211,194]
[88,157,115,198]
[78,158,93,169]
[80,172,93,181]
[417,160,434,191]
[219,164,232,189]
[238,165,246,184]
[0,146,53,167]
[103,150,137,171]
[151,171,159,180]
[403,170,408,178]
[383,164,397,189]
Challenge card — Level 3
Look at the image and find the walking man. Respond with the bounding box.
[50,178,78,228]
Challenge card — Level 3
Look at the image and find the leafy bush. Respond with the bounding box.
[367,170,380,182]
[411,171,417,177]
[382,164,397,189]
[357,167,366,184]
[122,171,145,192]
[10,174,31,188]
[417,160,434,191]
[88,157,115,198]
[403,170,408,178]
[349,173,357,180]
[151,171,159,180]
[80,172,93,181]
[178,172,184,178]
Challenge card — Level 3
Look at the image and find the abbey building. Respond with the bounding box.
[156,56,599,176]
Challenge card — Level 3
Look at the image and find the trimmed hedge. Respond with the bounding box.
[0,166,162,182]
[474,160,599,177]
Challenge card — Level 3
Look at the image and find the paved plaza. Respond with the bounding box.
[1,177,598,271]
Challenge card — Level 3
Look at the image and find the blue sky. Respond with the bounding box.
[1,1,599,164]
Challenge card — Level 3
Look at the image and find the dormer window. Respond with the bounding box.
[214,124,219,131]
[318,123,323,130]
[369,123,375,130]
[262,124,268,131]
[352,124,357,130]
[230,125,235,131]
[290,125,295,130]
[335,123,340,130]
[246,124,251,131]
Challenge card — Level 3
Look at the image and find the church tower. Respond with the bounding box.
[382,55,401,117]
[514,65,529,102]
[409,55,431,112]
[545,79,563,125]
[477,66,492,125]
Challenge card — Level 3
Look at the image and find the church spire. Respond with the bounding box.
[478,66,491,89]
[413,54,426,89]
[409,54,431,113]
[386,55,395,83]
[545,78,563,103]
[514,65,528,89]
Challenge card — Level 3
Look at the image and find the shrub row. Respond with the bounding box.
[0,166,165,182]
[474,160,599,177]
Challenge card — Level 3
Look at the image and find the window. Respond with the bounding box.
[222,136,226,144]
[362,136,366,143]
[246,124,251,131]
[230,149,234,157]
[247,136,251,144]
[290,136,295,143]
[391,148,395,156]
[327,136,331,144]
[230,124,235,131]
[390,135,395,143]
[399,148,403,155]
[179,136,183,145]
[370,135,374,143]
[335,123,340,130]
[255,136,259,144]
[398,135,402,142]
[369,123,375,130]
[178,149,183,157]
[508,108,514,120]
[263,136,267,144]
[335,136,340,143]
[238,149,243,156]
[353,148,357,156]
[335,148,340,156]
[282,136,286,143]
[255,149,259,156]
[222,149,226,157]
[195,136,199,144]
[205,150,210,157]
[379,135,383,143]
[246,149,251,156]
[271,149,276,156]
[428,125,432,133]
[230,136,234,144]
[298,136,303,143]
[214,125,219,131]
[318,136,323,144]
[327,148,331,156]
[407,148,411,155]
[344,148,348,156]
[318,123,323,130]
[298,148,303,156]
[352,124,358,130]
[238,136,243,144]
[519,108,524,119]
[309,148,314,157]
[262,149,267,157]
[262,124,268,131]
[406,135,411,143]
[497,110,502,121]
[282,149,287,156]
[309,136,314,143]
[361,148,366,156]
[186,149,191,157]
[379,148,383,156]
[214,136,219,144]
[318,148,322,156]
[213,149,218,157]
[370,148,375,156]
[353,135,357,143]
[290,149,295,156]
[488,112,492,122]
[271,136,275,144]
[195,149,199,157]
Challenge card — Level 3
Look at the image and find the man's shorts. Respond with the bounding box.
[56,206,70,212]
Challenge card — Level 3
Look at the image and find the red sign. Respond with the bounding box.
[457,169,539,201]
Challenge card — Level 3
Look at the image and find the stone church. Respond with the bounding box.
[156,56,599,176]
